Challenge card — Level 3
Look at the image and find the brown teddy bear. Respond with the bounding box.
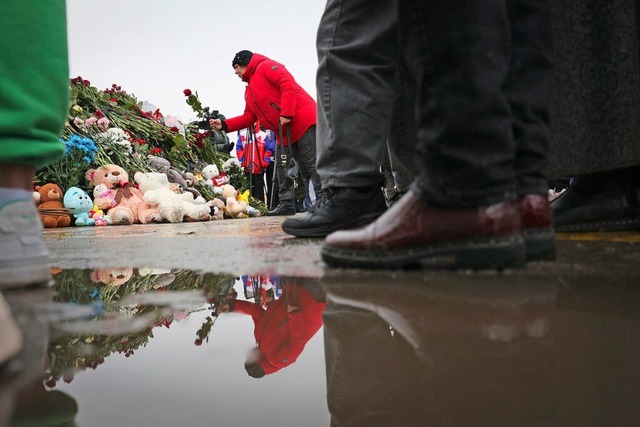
[35,183,71,228]
[85,164,163,225]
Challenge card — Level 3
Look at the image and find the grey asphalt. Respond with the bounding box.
[43,216,325,277]
[43,216,640,278]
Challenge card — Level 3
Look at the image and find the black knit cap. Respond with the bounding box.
[232,50,253,67]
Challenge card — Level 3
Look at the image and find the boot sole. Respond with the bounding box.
[282,212,383,238]
[321,234,526,270]
[523,228,556,262]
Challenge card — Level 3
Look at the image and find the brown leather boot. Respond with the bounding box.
[321,191,525,270]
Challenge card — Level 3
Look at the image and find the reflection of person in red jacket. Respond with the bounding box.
[231,279,326,377]
[209,50,323,216]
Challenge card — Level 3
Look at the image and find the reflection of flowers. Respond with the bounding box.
[194,314,215,346]
[46,268,237,386]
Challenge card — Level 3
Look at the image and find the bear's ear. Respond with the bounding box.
[89,270,101,283]
[85,169,96,183]
[35,185,42,191]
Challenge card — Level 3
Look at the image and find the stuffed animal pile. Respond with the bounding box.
[134,172,211,223]
[37,160,261,227]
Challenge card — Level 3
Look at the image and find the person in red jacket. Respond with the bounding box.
[229,278,326,378]
[210,50,323,216]
[235,122,275,204]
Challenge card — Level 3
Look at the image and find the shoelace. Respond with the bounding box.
[307,188,335,213]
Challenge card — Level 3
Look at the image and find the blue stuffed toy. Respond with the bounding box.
[63,187,96,226]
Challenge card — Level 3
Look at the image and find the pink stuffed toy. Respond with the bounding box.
[85,164,163,225]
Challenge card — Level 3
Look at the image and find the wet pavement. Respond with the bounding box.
[1,217,640,426]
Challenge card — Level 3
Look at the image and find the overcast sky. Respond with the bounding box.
[66,0,326,124]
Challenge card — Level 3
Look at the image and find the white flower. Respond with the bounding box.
[222,157,241,171]
[96,127,132,153]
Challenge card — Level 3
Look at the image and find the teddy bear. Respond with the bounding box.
[35,183,71,228]
[90,267,134,286]
[134,172,211,223]
[183,172,205,202]
[220,184,248,218]
[147,155,190,189]
[206,198,226,221]
[63,186,96,226]
[92,184,117,210]
[85,164,163,225]
[201,164,229,194]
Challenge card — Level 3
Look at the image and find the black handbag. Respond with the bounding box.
[277,122,298,189]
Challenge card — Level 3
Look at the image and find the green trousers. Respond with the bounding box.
[0,0,68,169]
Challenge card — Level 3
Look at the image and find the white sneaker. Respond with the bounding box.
[0,199,51,288]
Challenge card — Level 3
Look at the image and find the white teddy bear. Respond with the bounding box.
[201,164,229,195]
[134,172,211,223]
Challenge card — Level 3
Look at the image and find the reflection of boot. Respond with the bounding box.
[552,166,640,232]
[322,270,558,426]
[322,270,558,358]
[11,388,78,426]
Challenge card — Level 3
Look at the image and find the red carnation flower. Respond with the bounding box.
[150,147,162,155]
[183,89,192,97]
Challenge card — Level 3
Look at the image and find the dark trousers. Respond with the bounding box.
[246,172,266,204]
[404,0,553,206]
[274,126,323,205]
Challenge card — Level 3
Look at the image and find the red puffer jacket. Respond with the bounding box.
[233,284,326,375]
[224,53,317,145]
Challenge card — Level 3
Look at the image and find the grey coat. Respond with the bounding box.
[547,0,640,178]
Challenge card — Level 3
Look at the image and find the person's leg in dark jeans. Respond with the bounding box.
[281,0,399,237]
[290,126,324,204]
[265,161,278,210]
[505,0,555,260]
[386,59,419,205]
[322,0,543,269]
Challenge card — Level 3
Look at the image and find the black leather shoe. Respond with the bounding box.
[267,203,296,216]
[282,185,387,237]
[552,169,640,232]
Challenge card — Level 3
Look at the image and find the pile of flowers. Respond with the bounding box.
[35,77,255,209]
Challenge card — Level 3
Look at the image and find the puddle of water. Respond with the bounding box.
[3,267,640,426]
[2,268,329,427]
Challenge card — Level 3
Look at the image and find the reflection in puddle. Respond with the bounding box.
[45,269,326,383]
[1,268,329,427]
[4,266,640,426]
